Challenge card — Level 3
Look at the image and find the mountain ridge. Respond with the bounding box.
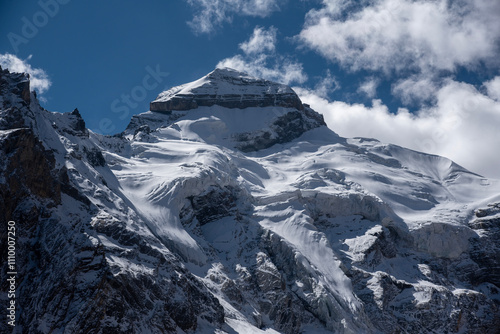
[1,66,499,333]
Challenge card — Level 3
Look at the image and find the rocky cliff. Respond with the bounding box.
[150,67,305,112]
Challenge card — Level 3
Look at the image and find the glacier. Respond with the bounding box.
[1,66,499,333]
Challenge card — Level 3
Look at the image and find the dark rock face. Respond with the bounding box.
[187,185,237,225]
[150,68,304,113]
[0,128,62,222]
[58,108,88,137]
[150,91,304,112]
[0,105,26,130]
[69,108,87,133]
[0,128,93,334]
[0,67,32,130]
[84,147,106,167]
[469,204,500,287]
[234,108,326,152]
[0,65,30,106]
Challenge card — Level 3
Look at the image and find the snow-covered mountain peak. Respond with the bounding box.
[150,67,303,113]
[126,68,327,152]
[201,67,293,95]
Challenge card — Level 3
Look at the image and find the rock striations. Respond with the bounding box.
[1,66,500,333]
[150,67,305,112]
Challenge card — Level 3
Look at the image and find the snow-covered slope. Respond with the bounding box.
[1,66,499,333]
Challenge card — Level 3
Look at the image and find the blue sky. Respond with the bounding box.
[1,0,500,178]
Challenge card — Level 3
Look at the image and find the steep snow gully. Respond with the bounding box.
[1,66,499,333]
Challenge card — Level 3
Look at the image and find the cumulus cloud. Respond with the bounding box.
[0,53,51,95]
[295,78,500,179]
[186,0,281,34]
[392,74,440,106]
[239,26,277,55]
[217,26,307,85]
[294,0,500,178]
[485,76,500,101]
[299,0,500,74]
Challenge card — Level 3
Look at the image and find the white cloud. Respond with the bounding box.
[239,26,277,55]
[358,77,379,98]
[485,76,500,101]
[313,69,340,98]
[296,78,500,179]
[0,53,51,94]
[299,0,500,74]
[217,26,307,85]
[186,0,281,34]
[392,74,440,105]
[217,54,307,85]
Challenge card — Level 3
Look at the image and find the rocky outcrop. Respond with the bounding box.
[186,185,238,225]
[64,108,88,136]
[0,65,30,107]
[469,203,500,287]
[151,91,304,112]
[234,108,326,152]
[0,128,62,222]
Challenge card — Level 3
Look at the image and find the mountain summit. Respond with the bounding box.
[150,67,304,112]
[133,68,326,152]
[1,67,500,333]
